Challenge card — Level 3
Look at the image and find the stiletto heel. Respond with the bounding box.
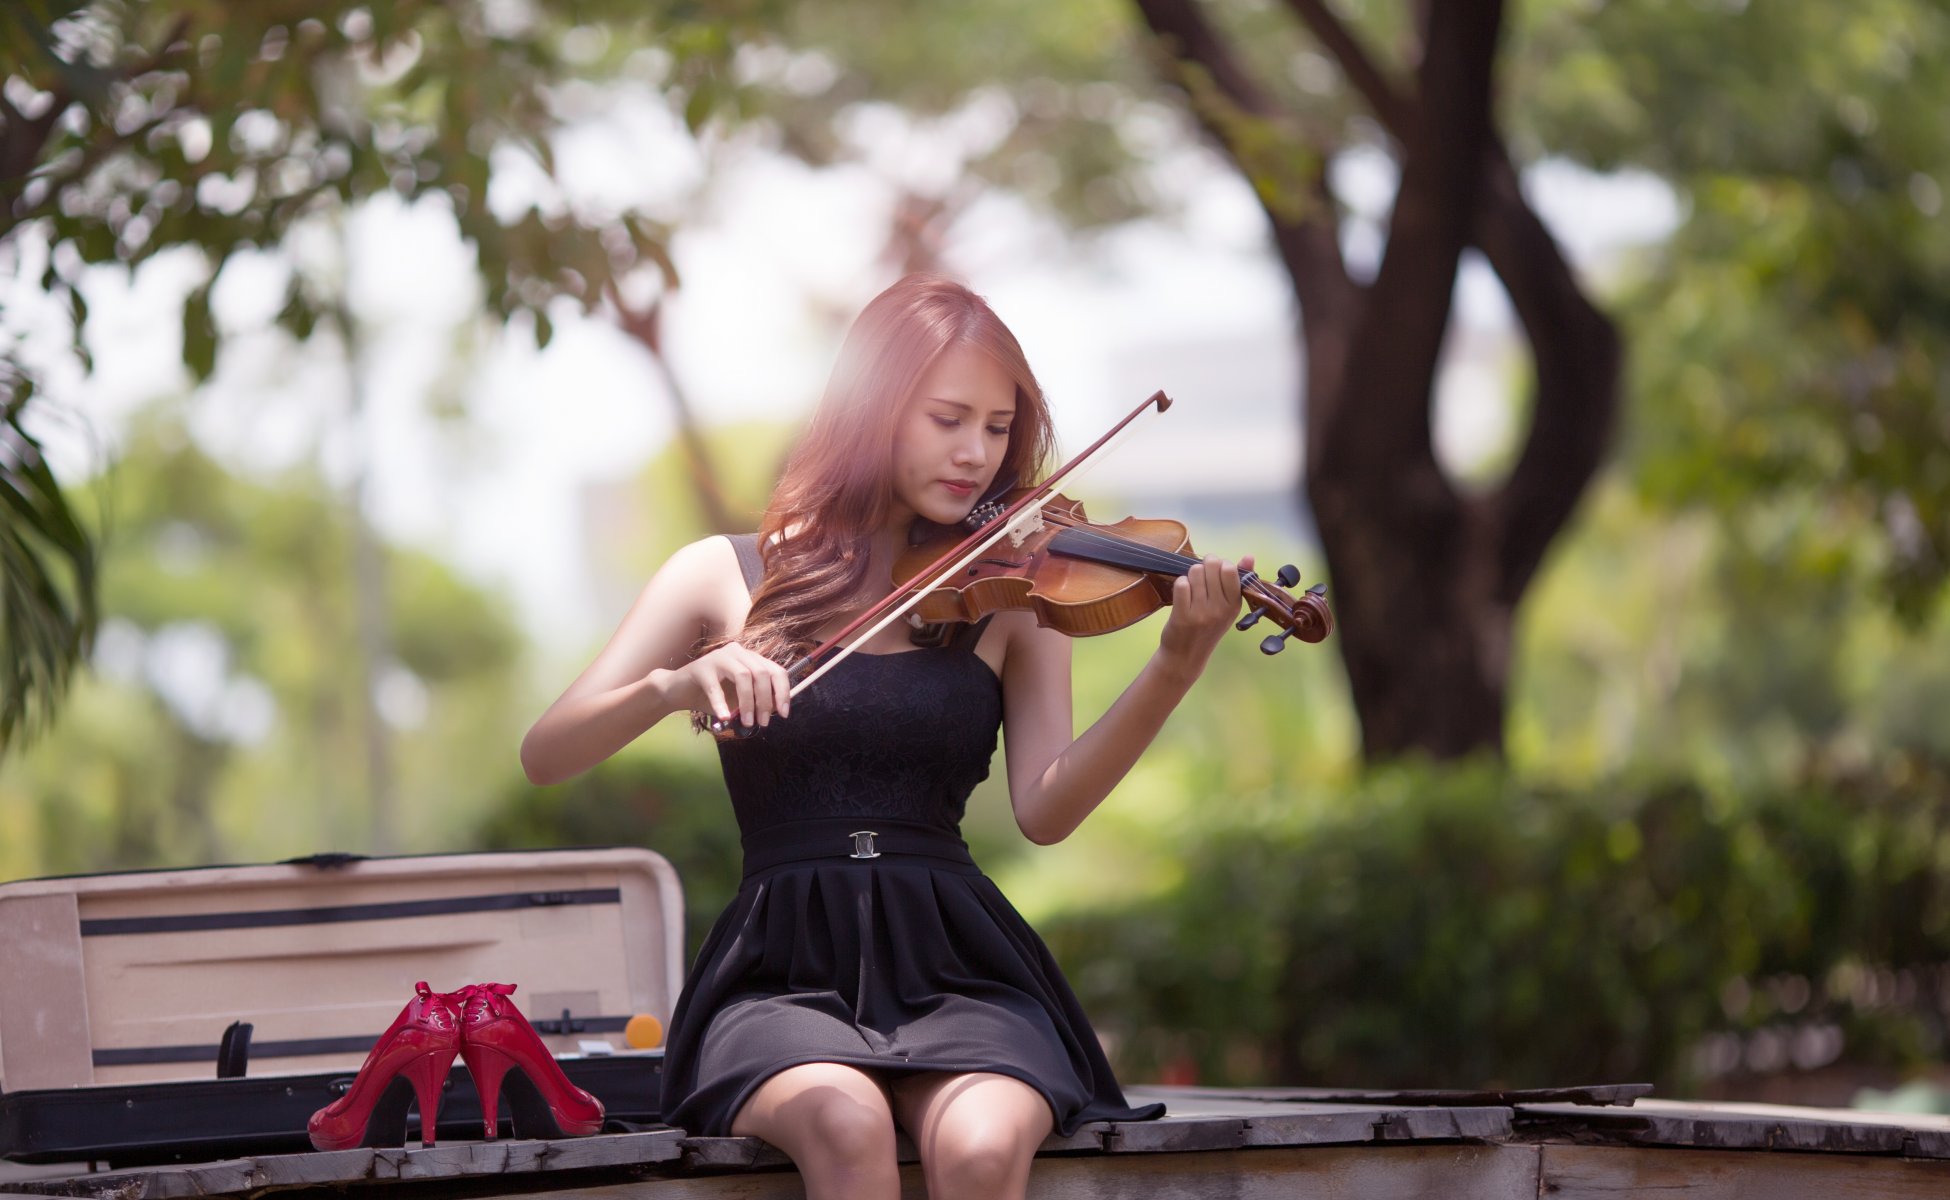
[464,1042,515,1139]
[457,982,604,1140]
[308,982,463,1151]
[401,1048,456,1147]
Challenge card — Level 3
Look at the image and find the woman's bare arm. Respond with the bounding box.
[519,536,742,786]
[1000,556,1247,844]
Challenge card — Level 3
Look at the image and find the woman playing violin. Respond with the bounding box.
[520,273,1253,1200]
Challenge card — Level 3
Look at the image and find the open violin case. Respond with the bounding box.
[0,848,683,1166]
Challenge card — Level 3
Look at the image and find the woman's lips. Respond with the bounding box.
[941,480,976,497]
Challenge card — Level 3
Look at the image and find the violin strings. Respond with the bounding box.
[1046,521,1194,567]
[1048,525,1204,575]
[1045,523,1279,602]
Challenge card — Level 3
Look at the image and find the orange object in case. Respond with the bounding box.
[0,848,683,1165]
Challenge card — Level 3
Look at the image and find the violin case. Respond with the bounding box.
[0,847,683,1166]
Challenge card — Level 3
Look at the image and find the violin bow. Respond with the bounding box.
[706,390,1171,734]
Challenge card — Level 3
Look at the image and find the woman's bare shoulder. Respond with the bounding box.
[651,534,749,632]
[660,533,744,579]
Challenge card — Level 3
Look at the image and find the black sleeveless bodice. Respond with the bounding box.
[657,533,1166,1139]
[717,629,1001,834]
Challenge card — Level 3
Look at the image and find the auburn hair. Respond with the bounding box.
[716,273,1055,668]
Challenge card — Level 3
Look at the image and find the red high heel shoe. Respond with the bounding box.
[308,981,462,1151]
[457,982,605,1140]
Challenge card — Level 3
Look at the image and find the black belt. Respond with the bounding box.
[740,817,976,879]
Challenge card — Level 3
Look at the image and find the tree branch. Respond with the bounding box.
[605,281,737,535]
[1131,0,1350,298]
[1,14,195,238]
[1281,0,1413,132]
[1,108,182,238]
[1476,144,1621,603]
[1317,0,1501,477]
[1283,0,1619,598]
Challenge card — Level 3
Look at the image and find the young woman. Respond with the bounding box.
[521,274,1251,1200]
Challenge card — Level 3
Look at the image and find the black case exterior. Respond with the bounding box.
[0,1054,664,1166]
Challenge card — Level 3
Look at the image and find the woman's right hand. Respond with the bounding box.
[662,642,793,729]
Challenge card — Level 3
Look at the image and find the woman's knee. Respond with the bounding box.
[731,1063,897,1167]
[927,1116,1040,1190]
[802,1090,898,1163]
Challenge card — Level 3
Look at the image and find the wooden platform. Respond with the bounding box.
[8,1085,1950,1198]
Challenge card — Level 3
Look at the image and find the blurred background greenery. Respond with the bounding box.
[4,0,1949,1109]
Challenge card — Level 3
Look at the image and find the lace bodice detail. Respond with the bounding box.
[713,534,1002,836]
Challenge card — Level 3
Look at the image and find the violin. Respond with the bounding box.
[703,390,1332,738]
[893,488,1331,651]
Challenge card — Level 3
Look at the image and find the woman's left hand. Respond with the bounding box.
[1156,553,1253,681]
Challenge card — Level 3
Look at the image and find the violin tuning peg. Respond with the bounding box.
[1277,564,1300,588]
[1260,630,1293,655]
[1236,605,1268,631]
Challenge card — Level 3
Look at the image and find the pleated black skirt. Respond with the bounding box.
[658,817,1166,1137]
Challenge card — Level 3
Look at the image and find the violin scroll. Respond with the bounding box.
[1237,564,1332,654]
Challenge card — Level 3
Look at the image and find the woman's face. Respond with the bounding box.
[889,342,1017,526]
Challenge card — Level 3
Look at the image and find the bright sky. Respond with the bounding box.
[4,86,1679,676]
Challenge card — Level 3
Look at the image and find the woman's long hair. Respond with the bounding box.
[726,273,1056,667]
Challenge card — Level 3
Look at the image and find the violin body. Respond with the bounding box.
[893,488,1332,649]
[897,492,1193,637]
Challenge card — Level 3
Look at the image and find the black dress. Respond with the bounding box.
[657,533,1166,1137]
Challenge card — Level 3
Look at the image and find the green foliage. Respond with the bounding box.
[0,0,779,749]
[0,360,98,752]
[1043,756,1950,1090]
[0,405,527,876]
[1509,478,1950,790]
[1514,1,1950,620]
[2,2,765,357]
[729,0,1175,227]
[1017,473,1950,1090]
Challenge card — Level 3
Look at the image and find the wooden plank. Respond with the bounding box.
[677,1138,793,1172]
[1036,1124,1111,1154]
[1024,1143,1541,1200]
[676,1124,1114,1172]
[249,1147,382,1187]
[1240,1108,1390,1147]
[507,1143,1544,1200]
[2,1131,687,1198]
[525,1132,687,1170]
[1543,1142,1950,1199]
[1378,1107,1513,1141]
[1132,1082,1651,1108]
[140,1163,245,1199]
[1102,1104,1512,1152]
[0,1180,152,1200]
[1906,1128,1950,1160]
[1519,1100,1916,1154]
[1101,1117,1248,1153]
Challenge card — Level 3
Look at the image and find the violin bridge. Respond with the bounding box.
[1006,509,1045,549]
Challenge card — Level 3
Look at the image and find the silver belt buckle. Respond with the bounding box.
[848,830,881,860]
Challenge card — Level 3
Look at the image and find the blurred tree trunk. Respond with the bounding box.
[1133,0,1621,761]
[337,297,398,855]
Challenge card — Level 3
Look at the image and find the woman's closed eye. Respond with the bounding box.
[932,415,1012,436]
